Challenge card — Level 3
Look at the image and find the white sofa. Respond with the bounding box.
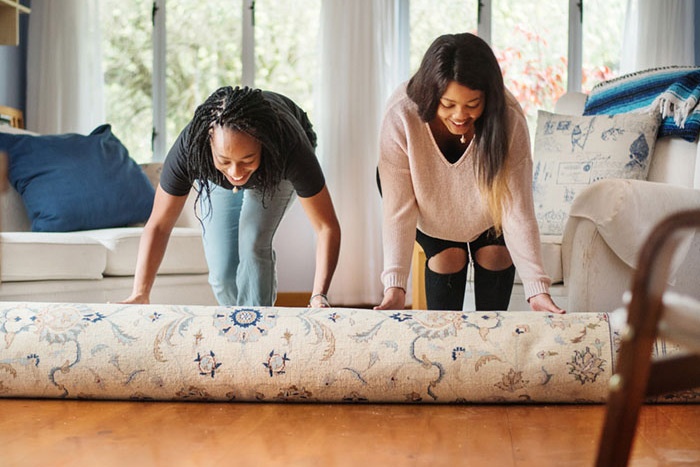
[509,92,700,313]
[0,125,216,305]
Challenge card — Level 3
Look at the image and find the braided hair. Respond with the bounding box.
[186,86,286,217]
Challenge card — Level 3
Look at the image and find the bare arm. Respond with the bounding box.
[120,185,189,304]
[297,185,341,307]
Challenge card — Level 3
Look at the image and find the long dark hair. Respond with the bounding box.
[407,33,511,232]
[186,86,285,214]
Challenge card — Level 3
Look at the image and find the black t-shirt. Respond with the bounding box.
[160,91,325,198]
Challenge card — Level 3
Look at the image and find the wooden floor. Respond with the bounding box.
[1,399,698,466]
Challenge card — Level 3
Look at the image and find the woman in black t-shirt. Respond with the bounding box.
[122,86,340,307]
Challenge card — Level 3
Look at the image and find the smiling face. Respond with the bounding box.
[209,125,262,187]
[434,81,485,138]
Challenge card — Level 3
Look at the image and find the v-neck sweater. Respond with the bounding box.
[378,84,551,301]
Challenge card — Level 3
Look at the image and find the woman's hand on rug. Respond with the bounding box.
[308,293,330,308]
[374,287,406,310]
[528,293,565,314]
[116,293,150,305]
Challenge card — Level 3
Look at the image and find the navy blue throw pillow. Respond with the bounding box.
[0,124,155,232]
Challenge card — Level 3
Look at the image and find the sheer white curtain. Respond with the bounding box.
[26,0,104,134]
[620,0,696,74]
[620,0,699,189]
[316,0,402,305]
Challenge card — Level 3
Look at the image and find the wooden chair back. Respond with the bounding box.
[595,208,700,467]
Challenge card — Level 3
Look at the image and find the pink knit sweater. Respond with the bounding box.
[378,84,551,301]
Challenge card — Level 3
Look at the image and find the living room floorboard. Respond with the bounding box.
[1,399,698,466]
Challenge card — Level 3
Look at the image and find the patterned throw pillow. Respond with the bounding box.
[532,110,660,235]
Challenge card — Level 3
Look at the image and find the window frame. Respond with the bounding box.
[149,0,586,161]
[476,0,583,92]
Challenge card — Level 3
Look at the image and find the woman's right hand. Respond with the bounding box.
[528,293,565,314]
[116,294,150,305]
[373,287,406,310]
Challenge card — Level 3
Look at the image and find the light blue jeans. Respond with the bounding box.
[200,181,296,306]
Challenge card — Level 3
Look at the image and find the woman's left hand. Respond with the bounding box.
[528,293,566,314]
[308,293,331,308]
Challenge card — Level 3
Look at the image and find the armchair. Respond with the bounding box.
[508,91,700,313]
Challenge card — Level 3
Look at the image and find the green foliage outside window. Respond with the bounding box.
[101,0,624,163]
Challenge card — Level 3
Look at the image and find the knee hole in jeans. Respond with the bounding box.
[473,245,513,271]
[427,247,468,274]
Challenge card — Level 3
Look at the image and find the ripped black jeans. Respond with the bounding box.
[416,229,515,311]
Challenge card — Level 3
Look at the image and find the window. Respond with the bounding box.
[492,0,569,126]
[254,0,321,119]
[101,0,320,163]
[164,0,244,155]
[100,0,153,163]
[405,0,626,129]
[582,0,625,92]
[100,1,627,162]
[408,0,478,74]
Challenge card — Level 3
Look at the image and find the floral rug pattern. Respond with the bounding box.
[0,302,617,403]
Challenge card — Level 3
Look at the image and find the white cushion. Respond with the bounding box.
[532,110,660,235]
[553,92,587,115]
[139,162,162,189]
[0,186,31,232]
[514,235,563,285]
[540,236,563,283]
[612,291,700,352]
[647,136,698,187]
[81,227,209,276]
[0,125,38,136]
[661,291,700,352]
[0,232,106,281]
[1,126,35,232]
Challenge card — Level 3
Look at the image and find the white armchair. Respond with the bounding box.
[509,91,700,313]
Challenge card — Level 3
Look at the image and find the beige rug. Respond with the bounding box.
[0,302,630,403]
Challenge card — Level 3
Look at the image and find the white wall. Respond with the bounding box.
[0,48,25,110]
[273,201,316,292]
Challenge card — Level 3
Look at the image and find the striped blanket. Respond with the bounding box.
[584,66,700,142]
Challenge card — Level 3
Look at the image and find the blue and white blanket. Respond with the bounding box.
[584,66,700,142]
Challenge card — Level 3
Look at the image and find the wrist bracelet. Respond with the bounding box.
[309,293,329,307]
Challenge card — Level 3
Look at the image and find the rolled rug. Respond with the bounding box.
[1,301,619,403]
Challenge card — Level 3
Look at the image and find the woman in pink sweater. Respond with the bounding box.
[375,33,564,314]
